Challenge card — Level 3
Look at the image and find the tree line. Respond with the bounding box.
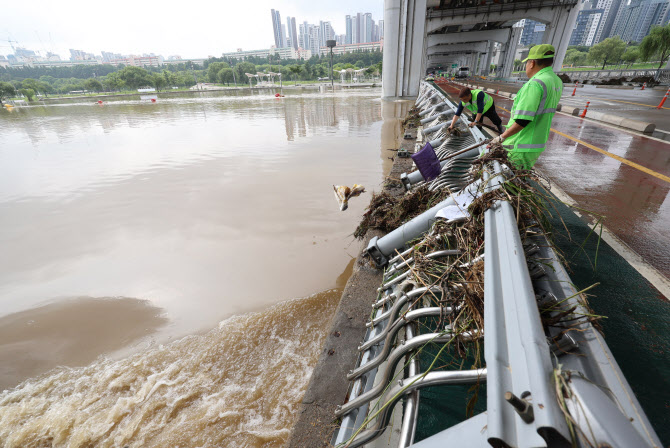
[563,25,670,70]
[0,50,383,102]
[510,24,670,72]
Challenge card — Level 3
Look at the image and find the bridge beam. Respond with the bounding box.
[427,42,489,55]
[427,8,557,33]
[427,29,510,46]
[382,0,428,98]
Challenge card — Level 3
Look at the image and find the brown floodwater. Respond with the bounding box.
[0,88,411,447]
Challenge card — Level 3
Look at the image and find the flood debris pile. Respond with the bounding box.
[353,186,450,238]
[401,106,422,129]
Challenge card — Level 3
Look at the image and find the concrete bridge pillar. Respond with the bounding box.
[484,41,495,76]
[498,26,522,78]
[542,4,581,70]
[382,0,428,98]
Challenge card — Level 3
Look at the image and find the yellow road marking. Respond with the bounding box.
[494,105,670,184]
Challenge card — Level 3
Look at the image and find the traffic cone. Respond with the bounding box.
[657,88,670,109]
[580,101,590,118]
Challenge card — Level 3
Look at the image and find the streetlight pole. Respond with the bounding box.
[326,40,336,91]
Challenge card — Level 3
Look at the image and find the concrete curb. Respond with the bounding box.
[557,104,581,116]
[450,80,656,135]
[595,85,634,89]
[580,110,656,133]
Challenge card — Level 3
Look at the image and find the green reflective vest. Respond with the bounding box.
[504,67,563,155]
[462,89,493,115]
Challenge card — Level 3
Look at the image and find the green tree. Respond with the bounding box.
[207,62,230,83]
[162,70,175,87]
[303,61,314,79]
[84,78,103,92]
[0,81,16,104]
[621,46,639,68]
[289,65,303,84]
[217,68,235,85]
[640,24,670,69]
[151,73,167,92]
[234,62,256,84]
[588,36,626,69]
[103,72,125,91]
[117,66,152,89]
[18,88,35,101]
[564,49,587,66]
[20,78,41,92]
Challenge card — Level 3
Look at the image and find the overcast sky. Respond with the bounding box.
[2,0,384,59]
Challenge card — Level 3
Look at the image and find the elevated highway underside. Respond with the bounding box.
[382,0,580,98]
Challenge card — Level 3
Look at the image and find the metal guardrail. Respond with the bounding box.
[514,69,670,84]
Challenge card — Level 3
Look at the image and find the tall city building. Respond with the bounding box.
[363,13,373,42]
[357,13,363,43]
[308,25,320,56]
[287,16,298,50]
[569,0,605,46]
[592,0,625,43]
[344,12,381,44]
[611,0,670,43]
[299,21,310,50]
[318,21,335,47]
[519,19,546,46]
[271,9,285,48]
[282,24,288,47]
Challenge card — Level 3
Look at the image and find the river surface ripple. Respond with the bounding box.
[0,88,410,447]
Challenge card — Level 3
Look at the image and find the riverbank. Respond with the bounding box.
[5,82,380,104]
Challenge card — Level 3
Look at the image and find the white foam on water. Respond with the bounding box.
[0,289,341,448]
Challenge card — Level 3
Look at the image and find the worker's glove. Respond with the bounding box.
[487,135,505,148]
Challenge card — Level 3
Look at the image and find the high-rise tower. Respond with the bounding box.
[271,9,285,48]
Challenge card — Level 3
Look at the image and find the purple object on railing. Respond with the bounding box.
[411,142,441,181]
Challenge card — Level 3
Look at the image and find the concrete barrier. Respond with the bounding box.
[595,85,634,90]
[619,118,656,134]
[560,106,581,116]
[582,110,655,133]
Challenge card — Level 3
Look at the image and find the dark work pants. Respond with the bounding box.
[479,100,502,128]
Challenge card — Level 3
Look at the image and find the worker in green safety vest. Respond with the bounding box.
[448,87,504,134]
[488,44,563,170]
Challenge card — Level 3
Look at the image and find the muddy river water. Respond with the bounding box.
[0,88,410,447]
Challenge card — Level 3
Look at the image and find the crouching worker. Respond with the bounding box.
[448,87,504,134]
[488,44,563,170]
